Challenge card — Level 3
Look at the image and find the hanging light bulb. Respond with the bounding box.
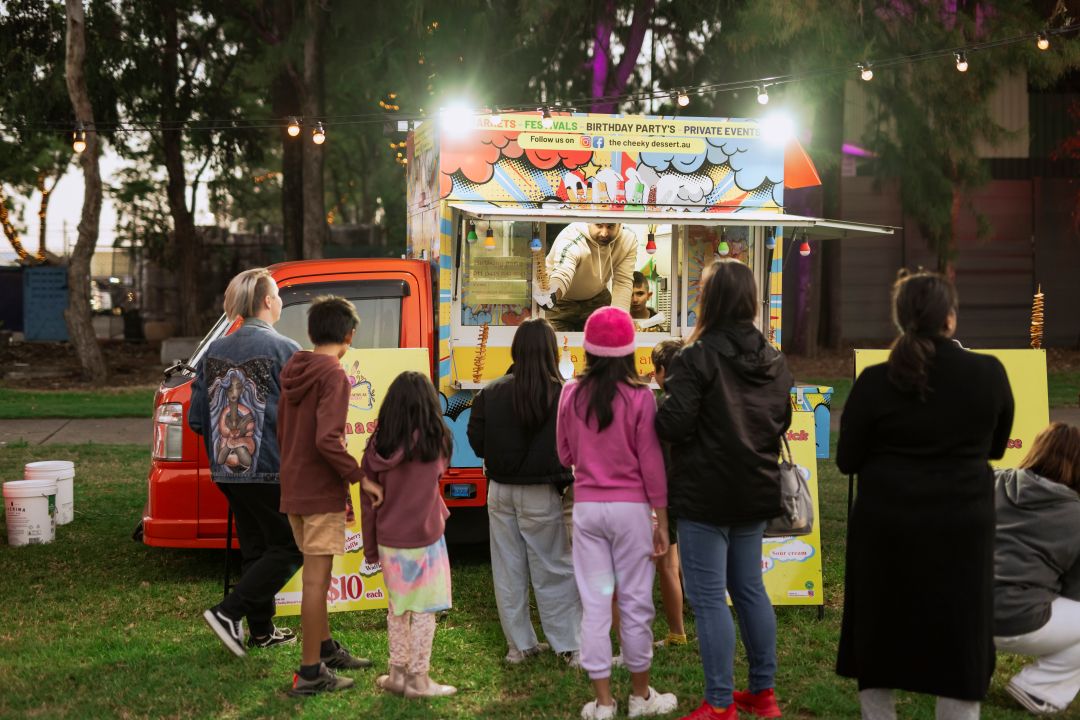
[954,51,969,72]
[645,232,657,255]
[756,86,769,106]
[312,121,326,144]
[466,222,478,244]
[859,63,874,82]
[799,237,811,257]
[529,224,542,251]
[677,90,690,107]
[72,123,87,154]
[717,228,730,256]
[766,228,776,250]
[1036,32,1050,51]
[483,224,496,251]
[287,116,301,137]
[540,107,553,129]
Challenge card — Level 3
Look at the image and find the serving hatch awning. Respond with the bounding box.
[448,202,897,239]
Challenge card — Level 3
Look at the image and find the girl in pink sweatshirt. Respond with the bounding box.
[557,307,678,720]
[360,371,455,699]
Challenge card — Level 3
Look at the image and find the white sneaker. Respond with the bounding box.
[628,687,678,717]
[505,642,549,664]
[1006,680,1062,715]
[581,699,618,720]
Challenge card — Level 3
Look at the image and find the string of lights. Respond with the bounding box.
[0,24,1074,152]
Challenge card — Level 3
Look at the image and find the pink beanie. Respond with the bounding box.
[583,306,636,357]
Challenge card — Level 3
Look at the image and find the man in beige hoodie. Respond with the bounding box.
[535,222,638,331]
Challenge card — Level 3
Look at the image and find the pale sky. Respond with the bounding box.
[6,149,214,256]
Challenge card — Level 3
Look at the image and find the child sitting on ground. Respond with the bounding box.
[278,296,371,696]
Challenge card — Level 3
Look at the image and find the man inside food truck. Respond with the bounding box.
[533,222,637,331]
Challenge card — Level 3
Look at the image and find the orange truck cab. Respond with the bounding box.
[141,258,489,549]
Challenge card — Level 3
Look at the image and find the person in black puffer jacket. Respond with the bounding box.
[467,318,581,666]
[655,259,792,720]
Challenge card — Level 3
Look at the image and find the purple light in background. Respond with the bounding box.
[842,143,876,158]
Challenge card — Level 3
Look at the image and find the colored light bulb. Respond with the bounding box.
[484,225,496,250]
[717,239,730,256]
[530,236,542,251]
[466,224,478,243]
[766,230,776,250]
[645,233,657,255]
[799,239,811,256]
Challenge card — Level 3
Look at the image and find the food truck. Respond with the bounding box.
[142,110,894,576]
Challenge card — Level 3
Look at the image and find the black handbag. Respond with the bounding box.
[764,436,814,537]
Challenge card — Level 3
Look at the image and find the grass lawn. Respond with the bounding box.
[0,442,1058,719]
[0,387,157,419]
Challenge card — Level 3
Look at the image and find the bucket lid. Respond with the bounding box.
[4,478,58,498]
[25,460,74,472]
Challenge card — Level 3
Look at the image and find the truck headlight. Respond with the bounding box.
[152,403,184,460]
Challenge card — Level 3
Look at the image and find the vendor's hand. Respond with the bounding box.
[652,524,670,559]
[361,477,384,508]
[532,287,556,309]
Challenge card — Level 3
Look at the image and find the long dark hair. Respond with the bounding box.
[373,371,453,462]
[887,270,958,400]
[1020,422,1080,490]
[510,318,563,430]
[688,259,757,343]
[575,353,646,431]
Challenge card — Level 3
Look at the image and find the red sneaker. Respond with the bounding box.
[733,688,781,718]
[678,700,739,719]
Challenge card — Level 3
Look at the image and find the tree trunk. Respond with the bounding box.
[301,0,326,259]
[161,0,201,336]
[64,0,107,383]
[590,0,654,113]
[272,67,304,260]
[817,89,845,350]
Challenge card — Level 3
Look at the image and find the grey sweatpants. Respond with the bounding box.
[488,481,581,654]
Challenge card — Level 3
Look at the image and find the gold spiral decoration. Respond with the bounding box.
[1030,284,1044,349]
[533,248,549,293]
[472,323,490,383]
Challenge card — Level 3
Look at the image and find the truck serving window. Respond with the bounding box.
[276,280,406,349]
[459,220,533,327]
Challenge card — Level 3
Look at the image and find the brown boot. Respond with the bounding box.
[375,664,407,696]
[403,671,457,698]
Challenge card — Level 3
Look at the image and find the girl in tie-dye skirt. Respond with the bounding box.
[360,371,455,699]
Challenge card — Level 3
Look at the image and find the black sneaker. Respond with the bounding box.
[321,640,373,669]
[247,626,297,649]
[288,663,355,697]
[203,607,245,658]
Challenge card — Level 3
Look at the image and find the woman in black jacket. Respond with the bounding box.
[655,259,793,720]
[836,271,1014,719]
[467,318,581,666]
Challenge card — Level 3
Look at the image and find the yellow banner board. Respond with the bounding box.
[275,348,431,616]
[760,411,824,606]
[854,348,1049,468]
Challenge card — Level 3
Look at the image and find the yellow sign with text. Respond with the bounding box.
[760,411,824,606]
[854,348,1049,468]
[274,348,430,616]
[468,112,760,140]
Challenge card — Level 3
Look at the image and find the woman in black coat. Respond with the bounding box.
[655,259,793,719]
[836,271,1014,719]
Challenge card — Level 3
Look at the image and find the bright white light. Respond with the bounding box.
[759,111,795,146]
[955,52,968,72]
[859,64,873,82]
[757,86,769,105]
[439,102,475,137]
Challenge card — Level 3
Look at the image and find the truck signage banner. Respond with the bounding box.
[274,348,431,616]
[427,111,786,215]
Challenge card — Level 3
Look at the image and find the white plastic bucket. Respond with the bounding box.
[24,461,75,525]
[3,478,57,546]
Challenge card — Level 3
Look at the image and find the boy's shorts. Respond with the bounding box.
[288,512,346,556]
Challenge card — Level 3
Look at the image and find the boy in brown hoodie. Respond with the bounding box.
[278,296,371,696]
